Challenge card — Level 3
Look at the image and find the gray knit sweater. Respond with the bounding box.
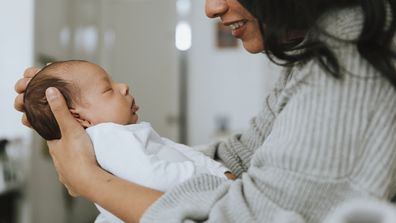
[141,7,396,223]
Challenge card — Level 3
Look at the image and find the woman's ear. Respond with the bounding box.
[69,108,93,128]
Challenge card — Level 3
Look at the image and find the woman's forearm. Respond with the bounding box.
[85,167,163,223]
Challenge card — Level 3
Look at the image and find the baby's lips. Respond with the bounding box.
[131,104,139,113]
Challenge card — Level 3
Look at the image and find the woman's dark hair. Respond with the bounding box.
[238,0,396,87]
[24,61,84,140]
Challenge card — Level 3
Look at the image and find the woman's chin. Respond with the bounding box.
[242,40,264,54]
[244,44,264,54]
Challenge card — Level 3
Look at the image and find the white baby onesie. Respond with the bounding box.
[86,122,229,223]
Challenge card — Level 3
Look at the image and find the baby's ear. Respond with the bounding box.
[69,108,92,128]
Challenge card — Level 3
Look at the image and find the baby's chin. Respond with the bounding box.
[129,115,139,124]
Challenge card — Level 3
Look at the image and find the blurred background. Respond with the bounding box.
[0,0,280,222]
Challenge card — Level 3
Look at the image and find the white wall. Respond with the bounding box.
[0,2,34,223]
[0,0,34,141]
[188,0,281,145]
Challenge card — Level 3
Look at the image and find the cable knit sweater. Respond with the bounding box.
[141,7,396,223]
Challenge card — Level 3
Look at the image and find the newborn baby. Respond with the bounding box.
[24,60,232,223]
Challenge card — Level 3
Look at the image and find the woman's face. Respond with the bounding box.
[205,0,264,53]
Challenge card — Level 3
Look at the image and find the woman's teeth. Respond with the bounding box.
[229,21,245,30]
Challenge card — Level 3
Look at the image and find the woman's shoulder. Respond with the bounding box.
[283,53,396,116]
[314,7,363,43]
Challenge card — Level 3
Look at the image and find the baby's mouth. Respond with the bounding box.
[131,100,139,114]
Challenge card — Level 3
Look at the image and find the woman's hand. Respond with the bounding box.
[14,67,95,196]
[225,171,237,180]
[45,87,98,197]
[14,67,41,127]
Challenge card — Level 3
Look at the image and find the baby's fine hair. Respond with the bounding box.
[24,60,86,140]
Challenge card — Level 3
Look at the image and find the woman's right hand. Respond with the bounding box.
[14,67,41,127]
[14,67,98,196]
[45,87,99,197]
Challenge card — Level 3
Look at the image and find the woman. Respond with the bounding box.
[14,0,396,222]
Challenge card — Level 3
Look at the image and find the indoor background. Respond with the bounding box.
[0,0,280,222]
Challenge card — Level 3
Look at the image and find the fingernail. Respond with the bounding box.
[46,87,58,101]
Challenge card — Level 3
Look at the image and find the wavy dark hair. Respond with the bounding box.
[238,0,396,87]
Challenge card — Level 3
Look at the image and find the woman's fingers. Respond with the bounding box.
[225,172,237,180]
[15,92,33,127]
[15,67,40,93]
[14,78,30,94]
[45,87,82,138]
[23,67,41,78]
[14,93,25,112]
[21,114,32,128]
[15,67,41,128]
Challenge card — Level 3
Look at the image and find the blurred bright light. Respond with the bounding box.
[74,26,98,53]
[59,26,70,49]
[175,21,191,51]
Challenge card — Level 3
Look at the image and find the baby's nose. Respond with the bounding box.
[120,83,129,95]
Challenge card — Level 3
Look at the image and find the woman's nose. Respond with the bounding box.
[205,0,228,18]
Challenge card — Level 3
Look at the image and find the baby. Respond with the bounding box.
[24,60,232,223]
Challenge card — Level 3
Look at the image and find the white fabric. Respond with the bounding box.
[86,122,229,223]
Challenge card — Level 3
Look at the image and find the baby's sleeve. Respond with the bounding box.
[161,138,230,178]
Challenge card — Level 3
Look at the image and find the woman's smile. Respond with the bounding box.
[225,20,248,38]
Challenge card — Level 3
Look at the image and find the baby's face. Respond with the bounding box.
[64,62,139,127]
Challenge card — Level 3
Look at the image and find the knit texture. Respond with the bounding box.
[141,7,396,223]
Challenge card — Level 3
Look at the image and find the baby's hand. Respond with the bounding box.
[224,171,236,180]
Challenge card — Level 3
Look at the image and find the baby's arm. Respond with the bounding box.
[161,138,235,179]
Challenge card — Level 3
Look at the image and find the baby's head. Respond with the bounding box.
[24,60,139,140]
